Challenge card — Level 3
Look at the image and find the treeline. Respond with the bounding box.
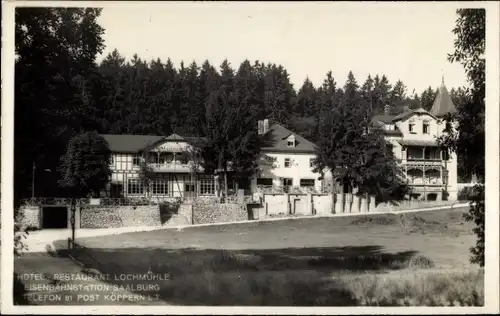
[13,7,465,202]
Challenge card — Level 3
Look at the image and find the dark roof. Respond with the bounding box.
[371,116,403,137]
[260,123,317,153]
[430,81,457,117]
[372,115,395,124]
[101,134,164,153]
[101,123,316,154]
[398,139,438,147]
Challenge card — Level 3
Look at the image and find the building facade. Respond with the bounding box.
[101,120,324,199]
[372,80,458,201]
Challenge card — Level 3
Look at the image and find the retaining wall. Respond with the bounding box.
[80,206,161,228]
[192,199,247,224]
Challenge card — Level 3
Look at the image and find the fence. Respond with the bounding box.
[253,192,460,218]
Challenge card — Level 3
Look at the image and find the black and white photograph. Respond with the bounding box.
[1,1,499,313]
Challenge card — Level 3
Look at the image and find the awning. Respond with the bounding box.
[398,139,439,147]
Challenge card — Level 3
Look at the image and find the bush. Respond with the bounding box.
[457,186,478,201]
[464,184,484,266]
[14,208,29,256]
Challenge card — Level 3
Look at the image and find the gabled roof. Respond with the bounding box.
[164,133,185,141]
[392,108,437,122]
[430,80,457,117]
[100,134,164,153]
[260,123,317,153]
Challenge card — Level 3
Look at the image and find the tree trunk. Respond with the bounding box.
[224,170,228,199]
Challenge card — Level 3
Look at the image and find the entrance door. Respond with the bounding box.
[42,206,69,229]
[184,182,196,198]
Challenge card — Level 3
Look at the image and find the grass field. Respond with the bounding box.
[59,207,483,306]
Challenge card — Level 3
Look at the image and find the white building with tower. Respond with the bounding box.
[371,79,458,201]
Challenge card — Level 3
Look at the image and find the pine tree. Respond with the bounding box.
[313,72,408,201]
[390,80,408,113]
[420,86,438,111]
[295,77,317,117]
[372,74,392,114]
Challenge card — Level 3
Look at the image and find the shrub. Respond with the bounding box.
[464,184,484,266]
[457,186,478,201]
[14,207,29,256]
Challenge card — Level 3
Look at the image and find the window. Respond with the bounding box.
[409,121,415,133]
[300,179,315,187]
[115,154,128,170]
[132,154,142,166]
[199,175,215,195]
[127,179,144,195]
[423,121,429,134]
[309,158,315,168]
[282,178,293,191]
[287,135,295,147]
[152,179,168,195]
[257,178,273,186]
[284,158,291,168]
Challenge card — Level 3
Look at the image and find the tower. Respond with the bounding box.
[430,77,458,200]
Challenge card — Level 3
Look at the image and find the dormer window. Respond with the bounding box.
[287,135,296,147]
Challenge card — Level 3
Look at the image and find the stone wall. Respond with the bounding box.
[80,206,161,228]
[192,199,247,224]
[160,203,193,226]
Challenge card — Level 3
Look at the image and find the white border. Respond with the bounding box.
[2,1,499,314]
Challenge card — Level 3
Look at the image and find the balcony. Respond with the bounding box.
[149,161,203,173]
[404,157,444,167]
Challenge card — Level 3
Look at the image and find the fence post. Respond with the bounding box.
[351,195,360,213]
[344,194,352,213]
[308,193,313,215]
[285,193,291,215]
[369,195,376,212]
[361,193,368,213]
[335,193,343,214]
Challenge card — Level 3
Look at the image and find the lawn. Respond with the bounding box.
[56,207,483,306]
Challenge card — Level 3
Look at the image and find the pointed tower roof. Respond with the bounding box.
[430,77,457,117]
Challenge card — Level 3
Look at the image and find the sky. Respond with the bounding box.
[96,2,469,95]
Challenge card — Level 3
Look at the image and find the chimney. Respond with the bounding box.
[258,120,264,135]
[384,104,391,115]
